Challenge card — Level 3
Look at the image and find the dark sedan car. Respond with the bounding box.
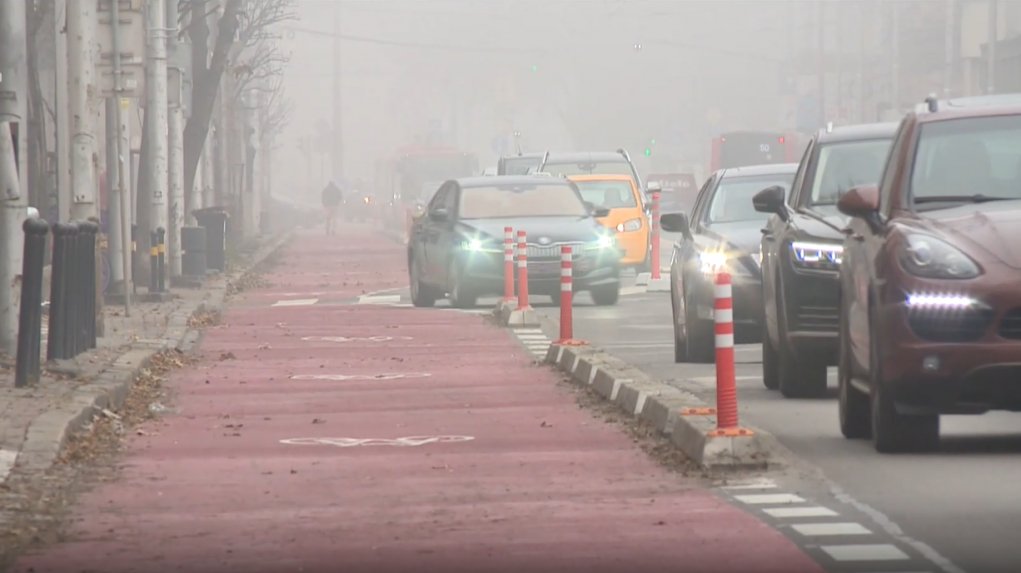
[408,176,623,308]
[753,122,896,398]
[837,94,1021,453]
[660,163,798,363]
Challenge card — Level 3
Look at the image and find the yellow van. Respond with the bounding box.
[569,174,650,271]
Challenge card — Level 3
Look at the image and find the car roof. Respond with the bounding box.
[457,175,572,188]
[816,122,899,143]
[915,93,1021,122]
[502,152,544,160]
[543,151,628,163]
[719,163,799,178]
[567,173,635,183]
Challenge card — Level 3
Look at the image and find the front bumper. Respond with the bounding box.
[615,229,650,266]
[688,270,763,343]
[878,280,1021,413]
[459,248,621,296]
[782,267,840,359]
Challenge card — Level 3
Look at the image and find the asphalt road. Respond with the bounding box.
[532,262,1021,573]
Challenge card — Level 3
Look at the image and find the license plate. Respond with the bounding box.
[531,262,559,275]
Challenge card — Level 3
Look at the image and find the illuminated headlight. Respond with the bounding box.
[615,218,643,233]
[698,252,728,274]
[906,294,979,309]
[898,234,980,280]
[791,241,842,269]
[752,249,762,267]
[461,238,501,253]
[589,235,616,250]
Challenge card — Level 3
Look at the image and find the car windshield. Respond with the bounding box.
[910,115,1021,207]
[809,139,892,205]
[573,180,638,209]
[459,183,589,219]
[543,160,632,177]
[706,174,795,224]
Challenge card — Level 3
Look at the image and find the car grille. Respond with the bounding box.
[997,308,1021,340]
[794,305,839,332]
[526,242,586,260]
[907,307,995,343]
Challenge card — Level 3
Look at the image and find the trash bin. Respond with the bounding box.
[181,225,207,276]
[191,207,228,272]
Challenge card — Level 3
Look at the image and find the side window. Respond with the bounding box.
[428,184,449,213]
[691,175,718,229]
[788,139,816,207]
[443,184,459,216]
[878,120,909,216]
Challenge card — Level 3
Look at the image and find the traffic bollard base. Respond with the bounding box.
[499,305,539,327]
[646,277,671,292]
[552,338,588,347]
[707,427,755,437]
[634,272,652,286]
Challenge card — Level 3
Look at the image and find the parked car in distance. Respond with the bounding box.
[754,122,897,397]
[837,93,1021,453]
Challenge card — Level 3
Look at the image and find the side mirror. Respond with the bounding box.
[592,207,611,218]
[837,185,880,219]
[660,212,691,238]
[429,208,449,222]
[752,185,786,214]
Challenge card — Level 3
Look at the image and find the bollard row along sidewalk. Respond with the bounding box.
[0,230,292,488]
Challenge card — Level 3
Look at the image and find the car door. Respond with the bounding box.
[763,139,815,341]
[422,183,451,283]
[436,183,461,289]
[675,173,718,296]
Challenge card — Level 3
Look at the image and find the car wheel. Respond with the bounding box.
[869,304,939,453]
[672,289,687,363]
[448,261,477,309]
[761,319,779,390]
[590,283,620,306]
[409,256,436,308]
[777,299,828,398]
[681,289,715,364]
[838,298,871,439]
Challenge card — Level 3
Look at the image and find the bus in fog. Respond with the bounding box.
[710,131,802,172]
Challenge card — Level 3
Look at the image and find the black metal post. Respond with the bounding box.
[47,222,73,361]
[82,221,98,349]
[149,230,158,293]
[157,226,166,293]
[72,220,88,356]
[130,223,138,294]
[62,221,81,358]
[15,218,50,387]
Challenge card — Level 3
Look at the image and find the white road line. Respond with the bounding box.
[272,298,319,307]
[734,493,806,505]
[791,523,872,536]
[763,506,839,518]
[819,544,911,562]
[513,329,544,334]
[620,286,648,296]
[357,294,403,304]
[517,334,549,340]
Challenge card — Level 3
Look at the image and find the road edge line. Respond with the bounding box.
[13,231,294,478]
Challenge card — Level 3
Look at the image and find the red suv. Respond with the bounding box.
[836,94,1021,453]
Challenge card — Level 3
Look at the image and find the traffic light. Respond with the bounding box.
[644,138,655,156]
[531,65,537,72]
[644,149,651,156]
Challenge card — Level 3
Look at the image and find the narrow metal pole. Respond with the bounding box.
[111,0,131,316]
[945,0,955,98]
[145,0,169,280]
[891,2,900,114]
[55,0,72,223]
[817,0,826,127]
[987,0,997,94]
[332,3,343,181]
[166,0,183,278]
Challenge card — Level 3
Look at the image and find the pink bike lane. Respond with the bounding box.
[14,228,827,573]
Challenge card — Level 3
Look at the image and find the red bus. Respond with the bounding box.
[710,131,802,173]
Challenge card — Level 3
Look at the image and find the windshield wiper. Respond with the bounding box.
[914,194,1017,204]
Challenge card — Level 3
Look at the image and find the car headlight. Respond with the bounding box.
[589,235,616,250]
[461,238,501,253]
[697,251,728,274]
[898,234,980,280]
[790,241,842,270]
[615,218,643,233]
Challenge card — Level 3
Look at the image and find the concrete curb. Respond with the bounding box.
[13,231,294,477]
[541,342,772,472]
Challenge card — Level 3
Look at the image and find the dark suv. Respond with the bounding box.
[753,122,897,398]
[836,94,1021,453]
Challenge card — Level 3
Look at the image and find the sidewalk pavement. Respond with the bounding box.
[12,226,826,572]
[0,230,290,536]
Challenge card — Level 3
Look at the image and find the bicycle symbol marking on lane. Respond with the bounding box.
[289,373,431,381]
[279,436,475,447]
[300,336,413,343]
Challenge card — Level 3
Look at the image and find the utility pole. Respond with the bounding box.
[890,2,900,115]
[0,0,29,356]
[68,0,99,222]
[817,0,826,127]
[987,0,997,94]
[858,1,868,122]
[54,0,71,223]
[145,0,169,286]
[332,2,343,183]
[166,0,183,278]
[945,0,956,98]
[105,0,133,316]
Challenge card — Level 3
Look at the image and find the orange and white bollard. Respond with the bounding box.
[708,272,753,437]
[553,246,587,346]
[650,191,662,280]
[501,227,515,302]
[515,230,531,310]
